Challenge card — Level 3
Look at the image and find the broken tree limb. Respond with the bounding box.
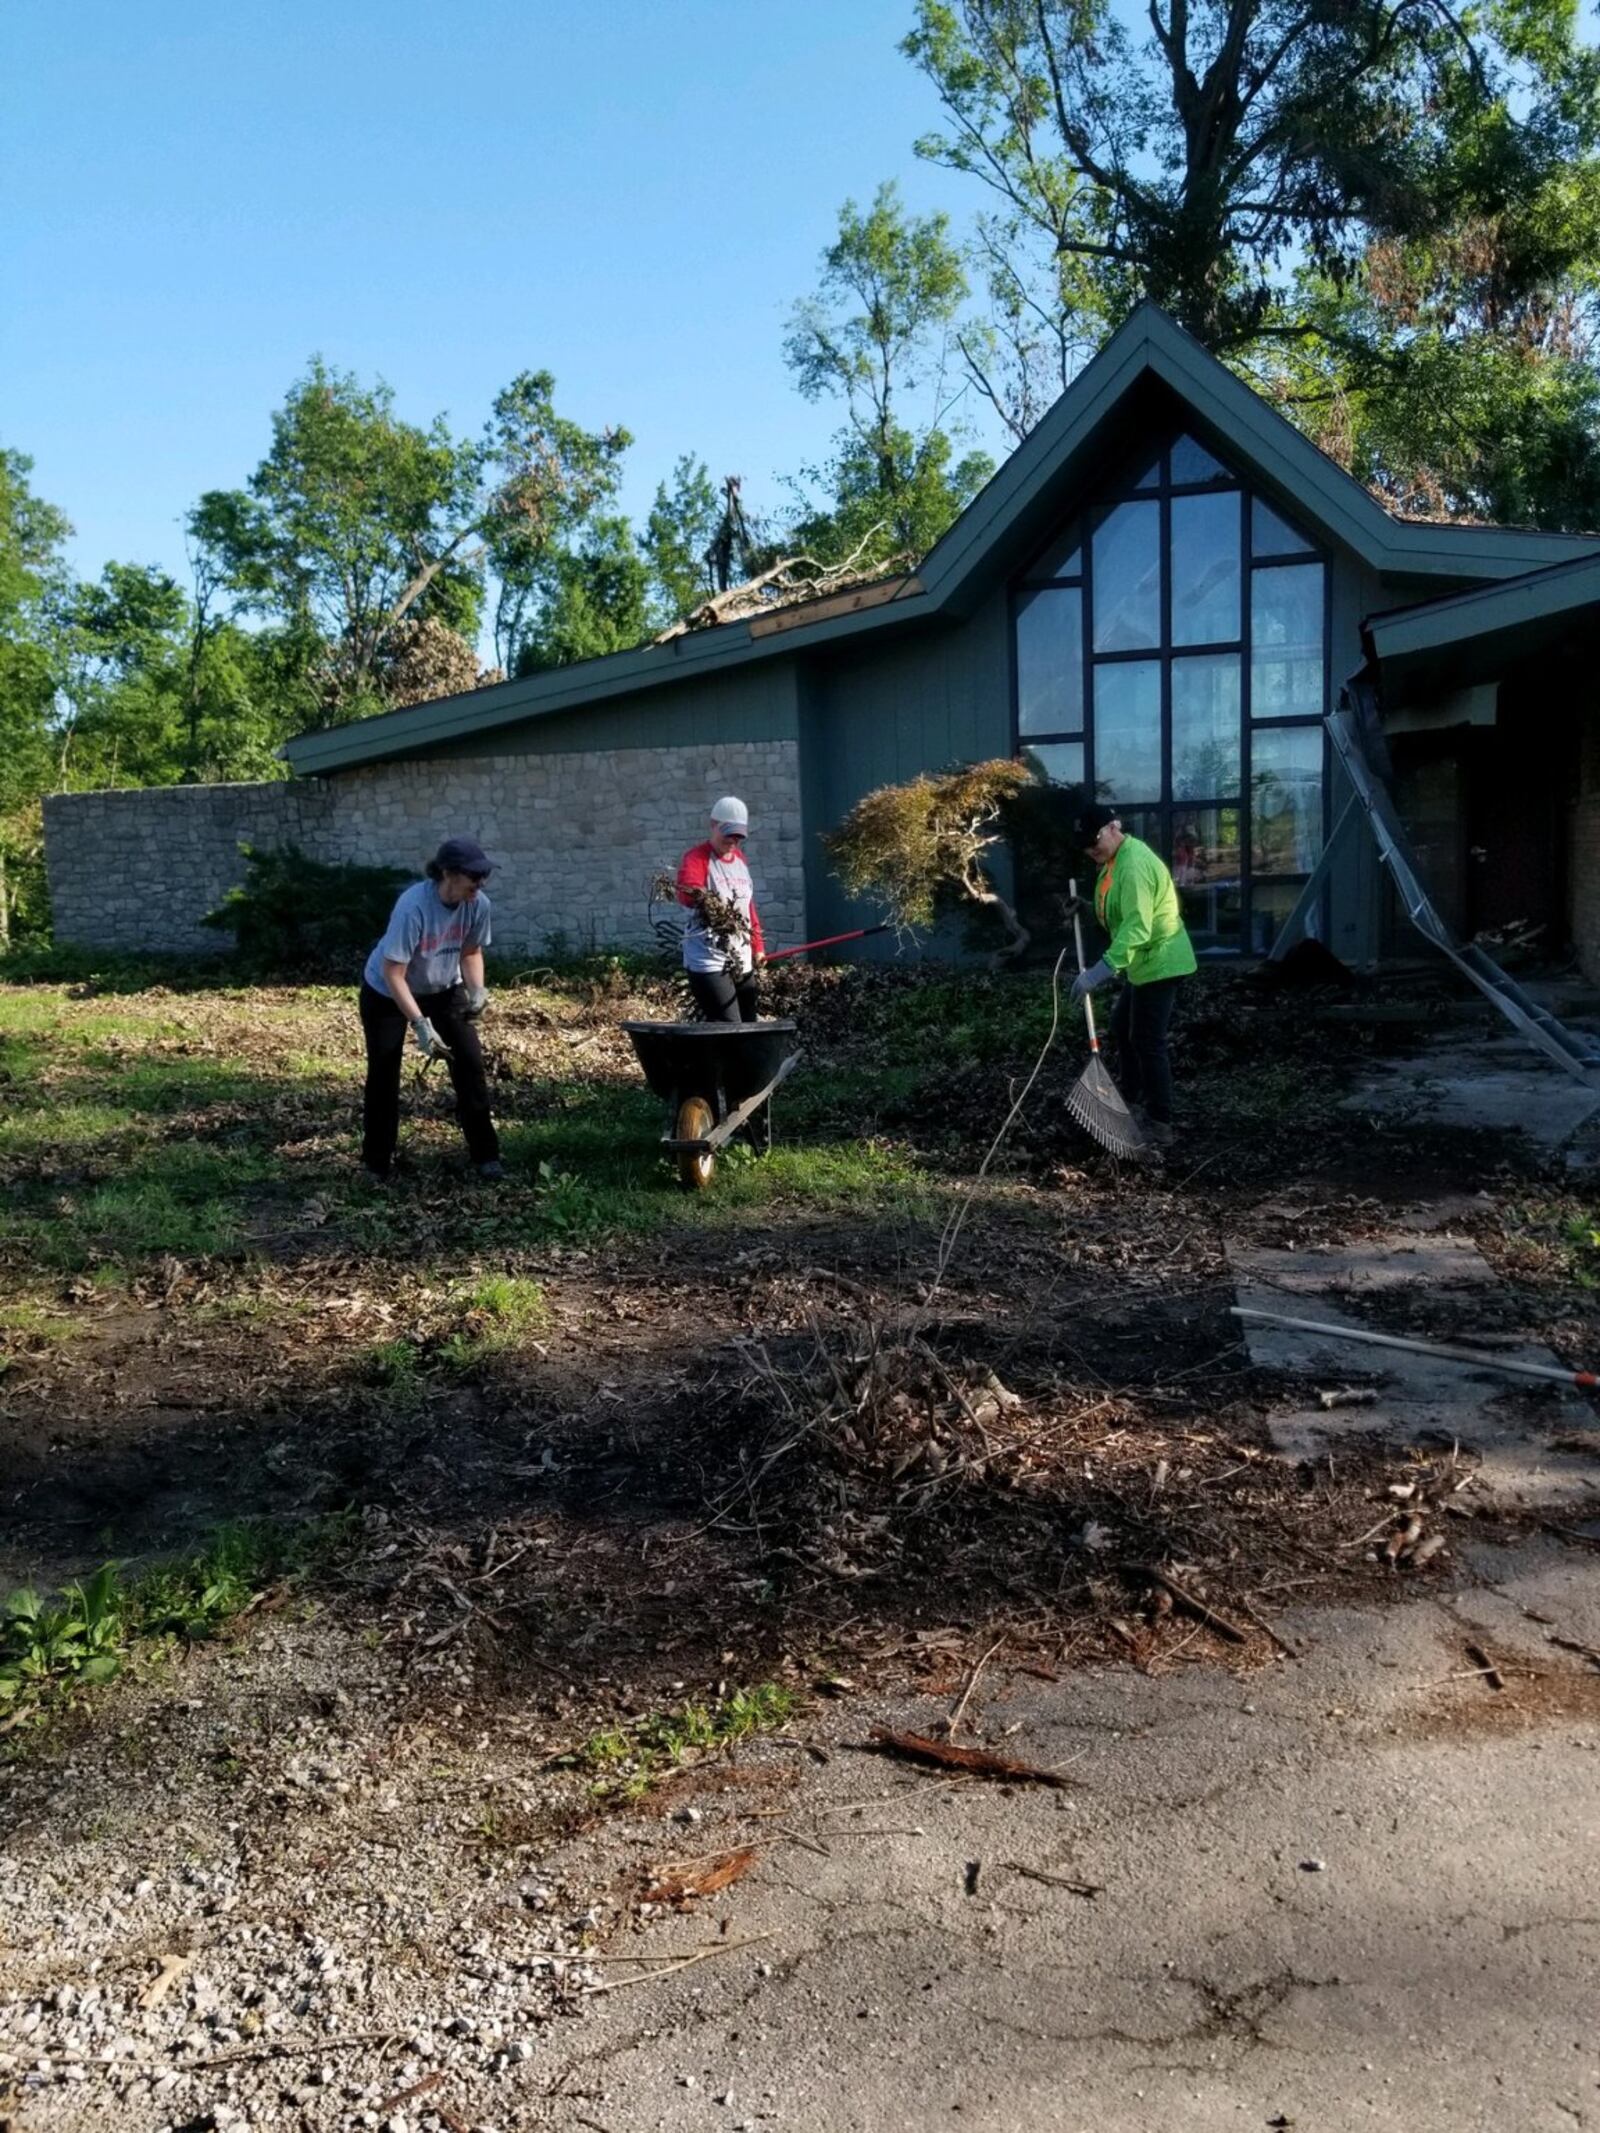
[1126,1563,1250,1645]
[1231,1306,1599,1390]
[866,1726,1077,1788]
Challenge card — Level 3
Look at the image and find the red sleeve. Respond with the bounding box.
[676,843,709,909]
[748,892,765,957]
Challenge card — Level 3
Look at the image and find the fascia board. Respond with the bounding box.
[1368,553,1600,662]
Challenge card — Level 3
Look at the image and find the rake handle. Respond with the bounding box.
[1068,876,1100,1053]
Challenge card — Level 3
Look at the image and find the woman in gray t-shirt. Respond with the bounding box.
[358,836,504,1182]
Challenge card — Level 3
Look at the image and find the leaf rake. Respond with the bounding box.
[1066,874,1150,1160]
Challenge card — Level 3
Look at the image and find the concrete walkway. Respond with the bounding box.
[532,1539,1600,2133]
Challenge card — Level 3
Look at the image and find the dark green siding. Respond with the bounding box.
[419,660,801,762]
[798,587,1013,942]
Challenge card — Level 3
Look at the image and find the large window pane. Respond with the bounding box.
[1093,660,1162,800]
[1172,805,1243,952]
[1092,503,1160,651]
[1252,497,1314,559]
[1172,654,1241,798]
[1022,740,1084,790]
[1024,523,1083,581]
[1251,725,1324,872]
[1172,492,1240,645]
[1016,587,1083,736]
[1251,563,1325,717]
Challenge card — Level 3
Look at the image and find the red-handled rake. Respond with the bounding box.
[1065,875,1150,1159]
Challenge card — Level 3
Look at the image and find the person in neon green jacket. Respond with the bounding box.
[1070,803,1197,1148]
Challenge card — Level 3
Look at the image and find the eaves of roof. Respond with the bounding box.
[1364,548,1600,700]
[286,301,1600,777]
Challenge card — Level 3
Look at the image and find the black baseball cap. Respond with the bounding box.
[1076,803,1122,844]
[434,835,495,879]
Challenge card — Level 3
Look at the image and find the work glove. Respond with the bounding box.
[1070,958,1112,1004]
[410,1015,450,1062]
[1059,893,1085,924]
[462,983,489,1019]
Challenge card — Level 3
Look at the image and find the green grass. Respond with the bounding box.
[1,1517,352,1744]
[565,1681,800,1801]
[0,970,979,1274]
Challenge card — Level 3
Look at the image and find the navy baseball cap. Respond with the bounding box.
[1076,803,1121,844]
[434,835,495,879]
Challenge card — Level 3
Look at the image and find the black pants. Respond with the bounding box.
[1109,975,1185,1127]
[687,969,759,1024]
[359,982,500,1174]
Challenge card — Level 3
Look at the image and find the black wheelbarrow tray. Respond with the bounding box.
[623,1019,801,1190]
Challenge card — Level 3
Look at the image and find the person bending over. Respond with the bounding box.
[359,835,504,1181]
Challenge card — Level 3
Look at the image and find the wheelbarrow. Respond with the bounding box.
[623,1019,801,1190]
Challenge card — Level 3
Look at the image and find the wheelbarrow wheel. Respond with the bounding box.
[675,1095,716,1192]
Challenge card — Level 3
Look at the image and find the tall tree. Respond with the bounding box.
[513,515,654,675]
[195,360,630,722]
[484,370,633,675]
[904,0,1600,427]
[643,455,722,623]
[0,449,71,943]
[785,182,993,564]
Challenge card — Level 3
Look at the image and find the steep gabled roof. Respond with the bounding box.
[286,302,1600,776]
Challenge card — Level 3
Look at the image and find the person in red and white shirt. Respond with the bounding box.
[676,795,765,1023]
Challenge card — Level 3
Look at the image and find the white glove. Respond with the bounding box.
[410,1015,450,1061]
[463,983,489,1019]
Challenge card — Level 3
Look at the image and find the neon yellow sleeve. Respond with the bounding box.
[1104,847,1157,970]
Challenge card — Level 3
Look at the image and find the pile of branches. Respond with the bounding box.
[653,524,912,641]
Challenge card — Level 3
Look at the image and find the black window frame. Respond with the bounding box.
[1010,431,1331,955]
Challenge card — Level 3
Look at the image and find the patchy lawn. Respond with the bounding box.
[4,952,1599,2129]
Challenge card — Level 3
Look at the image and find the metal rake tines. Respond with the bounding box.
[1066,1055,1149,1159]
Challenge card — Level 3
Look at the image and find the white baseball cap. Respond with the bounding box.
[710,795,750,833]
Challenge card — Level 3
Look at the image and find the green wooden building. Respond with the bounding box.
[47,303,1600,968]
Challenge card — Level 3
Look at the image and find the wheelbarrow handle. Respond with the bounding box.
[763,923,892,963]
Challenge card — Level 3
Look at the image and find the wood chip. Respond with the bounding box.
[866,1726,1076,1788]
[138,1953,191,2010]
[643,1846,758,1905]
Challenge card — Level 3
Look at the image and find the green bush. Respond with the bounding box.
[204,843,413,976]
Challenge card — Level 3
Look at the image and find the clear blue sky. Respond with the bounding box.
[1,1,1001,591]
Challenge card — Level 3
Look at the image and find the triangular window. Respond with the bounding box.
[1170,433,1232,486]
[1252,497,1314,558]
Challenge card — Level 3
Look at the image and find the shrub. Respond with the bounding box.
[203,843,413,976]
[823,759,1033,962]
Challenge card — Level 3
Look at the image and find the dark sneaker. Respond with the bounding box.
[476,1159,507,1181]
[1145,1119,1175,1150]
[361,1163,393,1185]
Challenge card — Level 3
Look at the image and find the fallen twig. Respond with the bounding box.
[192,2027,404,2072]
[581,1934,772,1996]
[1004,1861,1103,1899]
[943,1635,1005,1740]
[1547,1633,1600,1671]
[1127,1564,1249,1646]
[1465,1640,1505,1691]
[866,1726,1077,1788]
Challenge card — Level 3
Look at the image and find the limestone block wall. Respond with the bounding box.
[44,739,806,959]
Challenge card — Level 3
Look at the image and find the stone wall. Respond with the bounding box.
[43,739,806,958]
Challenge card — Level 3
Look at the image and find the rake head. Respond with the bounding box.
[1066,1053,1151,1159]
